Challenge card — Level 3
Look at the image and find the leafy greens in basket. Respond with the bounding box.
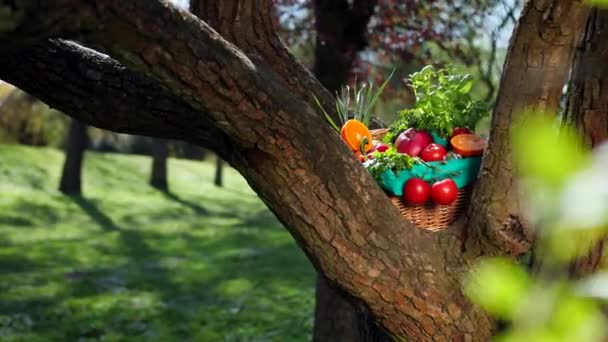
[385,65,490,143]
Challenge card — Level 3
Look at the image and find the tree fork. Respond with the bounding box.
[465,0,590,257]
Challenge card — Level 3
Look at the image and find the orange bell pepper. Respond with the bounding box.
[340,119,372,154]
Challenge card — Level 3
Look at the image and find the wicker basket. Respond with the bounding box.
[370,128,472,231]
[388,188,472,231]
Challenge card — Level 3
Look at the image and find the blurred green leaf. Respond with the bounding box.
[586,0,608,8]
[546,227,605,262]
[465,258,530,319]
[496,330,561,342]
[551,294,607,342]
[512,113,590,187]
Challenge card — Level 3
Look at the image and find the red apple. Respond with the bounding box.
[420,143,447,162]
[370,143,389,153]
[395,128,433,157]
[451,127,472,139]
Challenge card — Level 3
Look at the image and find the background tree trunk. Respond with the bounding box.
[312,0,376,92]
[563,8,608,278]
[309,1,390,341]
[149,139,169,191]
[213,156,224,187]
[59,119,88,195]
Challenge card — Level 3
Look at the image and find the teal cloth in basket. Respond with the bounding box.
[430,131,449,147]
[378,156,482,196]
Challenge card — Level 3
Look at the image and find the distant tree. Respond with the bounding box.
[214,156,224,187]
[59,119,88,195]
[0,88,50,145]
[149,138,169,191]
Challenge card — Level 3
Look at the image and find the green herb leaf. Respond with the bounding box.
[365,147,414,182]
[387,65,489,139]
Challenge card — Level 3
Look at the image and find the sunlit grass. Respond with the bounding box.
[0,145,314,341]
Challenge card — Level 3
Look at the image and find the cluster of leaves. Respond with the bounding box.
[466,114,608,341]
[315,70,394,132]
[364,147,414,182]
[384,65,490,142]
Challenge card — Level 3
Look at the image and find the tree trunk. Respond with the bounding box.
[149,139,169,191]
[563,8,608,278]
[312,0,376,93]
[214,156,224,187]
[465,0,590,257]
[308,1,387,341]
[0,0,592,339]
[59,119,88,195]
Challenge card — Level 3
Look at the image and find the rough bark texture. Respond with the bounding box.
[563,8,608,278]
[190,0,339,123]
[308,1,387,341]
[0,0,590,339]
[59,119,88,194]
[150,139,169,191]
[466,0,590,257]
[214,156,224,187]
[0,39,230,155]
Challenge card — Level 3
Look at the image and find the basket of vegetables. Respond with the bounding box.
[317,66,490,231]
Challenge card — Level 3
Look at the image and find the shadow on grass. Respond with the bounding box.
[68,195,118,231]
[160,190,208,215]
[0,194,312,340]
[64,195,212,338]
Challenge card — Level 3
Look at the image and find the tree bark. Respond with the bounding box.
[465,0,590,257]
[191,1,373,337]
[308,1,387,341]
[0,0,591,339]
[563,8,608,278]
[0,39,229,154]
[59,119,88,194]
[150,139,169,191]
[214,156,224,187]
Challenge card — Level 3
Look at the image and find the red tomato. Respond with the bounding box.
[371,143,389,153]
[451,127,472,139]
[431,179,458,205]
[420,143,447,162]
[403,178,431,205]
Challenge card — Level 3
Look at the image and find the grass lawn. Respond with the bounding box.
[0,145,315,341]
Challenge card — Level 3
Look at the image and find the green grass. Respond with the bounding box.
[0,145,315,341]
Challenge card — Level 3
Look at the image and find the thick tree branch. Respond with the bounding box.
[0,39,231,154]
[1,0,493,338]
[191,0,339,122]
[563,8,608,277]
[466,0,590,256]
